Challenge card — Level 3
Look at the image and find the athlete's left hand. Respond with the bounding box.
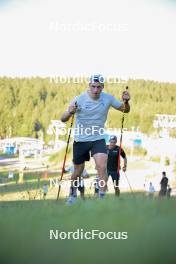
[122,90,130,103]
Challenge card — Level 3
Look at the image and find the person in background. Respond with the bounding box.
[107,135,127,196]
[148,182,155,198]
[43,183,48,200]
[167,185,172,198]
[159,171,168,197]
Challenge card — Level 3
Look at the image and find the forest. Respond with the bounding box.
[0,77,176,140]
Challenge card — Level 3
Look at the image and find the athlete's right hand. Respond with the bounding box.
[68,102,77,115]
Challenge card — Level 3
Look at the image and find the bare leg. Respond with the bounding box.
[70,163,85,196]
[93,153,108,193]
[114,180,120,196]
[71,163,85,180]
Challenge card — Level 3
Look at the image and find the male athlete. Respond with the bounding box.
[107,135,127,196]
[61,74,130,204]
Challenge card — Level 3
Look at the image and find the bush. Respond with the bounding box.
[165,157,170,166]
[150,156,161,163]
[124,146,147,156]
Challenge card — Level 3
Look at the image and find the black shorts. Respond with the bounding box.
[73,139,107,165]
[108,171,120,186]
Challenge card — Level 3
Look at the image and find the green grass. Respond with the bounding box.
[0,171,59,188]
[0,193,176,264]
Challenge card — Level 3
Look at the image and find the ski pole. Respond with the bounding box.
[56,103,77,200]
[117,86,128,174]
[117,86,135,197]
[123,171,135,197]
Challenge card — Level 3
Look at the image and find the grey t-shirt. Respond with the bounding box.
[69,91,122,142]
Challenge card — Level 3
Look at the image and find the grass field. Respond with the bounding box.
[0,193,176,264]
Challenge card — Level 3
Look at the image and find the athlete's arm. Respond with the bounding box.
[61,108,74,122]
[61,99,77,122]
[122,156,127,172]
[118,101,130,113]
[117,89,131,113]
[110,95,130,113]
[121,149,127,172]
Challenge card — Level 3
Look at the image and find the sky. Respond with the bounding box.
[0,0,176,82]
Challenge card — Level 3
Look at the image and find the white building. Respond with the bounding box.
[0,137,44,157]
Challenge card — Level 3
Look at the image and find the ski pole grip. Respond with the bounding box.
[123,86,129,104]
[69,101,78,115]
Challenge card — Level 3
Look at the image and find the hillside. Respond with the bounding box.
[0,77,176,139]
